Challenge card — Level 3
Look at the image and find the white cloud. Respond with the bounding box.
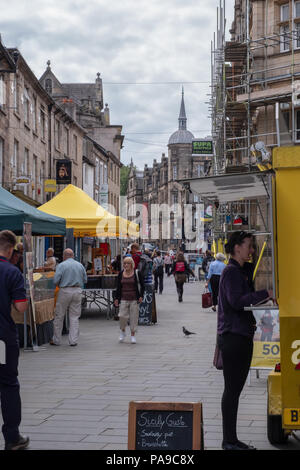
[0,0,235,169]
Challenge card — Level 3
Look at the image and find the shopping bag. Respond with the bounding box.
[202,290,212,308]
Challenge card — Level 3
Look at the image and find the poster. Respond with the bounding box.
[56,160,72,184]
[251,308,280,368]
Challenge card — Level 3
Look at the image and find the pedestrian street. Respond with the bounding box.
[1,276,300,451]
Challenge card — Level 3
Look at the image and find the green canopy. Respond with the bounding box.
[0,186,66,235]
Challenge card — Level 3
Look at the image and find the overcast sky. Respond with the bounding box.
[0,0,235,169]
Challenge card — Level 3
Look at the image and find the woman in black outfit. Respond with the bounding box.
[217,231,273,450]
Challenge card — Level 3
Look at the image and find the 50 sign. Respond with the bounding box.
[262,343,280,356]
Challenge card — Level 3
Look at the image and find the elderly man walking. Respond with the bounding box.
[50,249,87,347]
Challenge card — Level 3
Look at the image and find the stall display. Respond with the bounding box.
[0,190,66,348]
[82,273,118,319]
[11,270,56,347]
[92,245,111,274]
[0,186,66,235]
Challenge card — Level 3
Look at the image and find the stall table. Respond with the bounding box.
[82,274,118,319]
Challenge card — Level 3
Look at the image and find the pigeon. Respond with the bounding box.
[182,326,196,337]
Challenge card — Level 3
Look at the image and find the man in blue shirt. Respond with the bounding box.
[51,249,87,346]
[0,230,29,450]
[206,252,226,311]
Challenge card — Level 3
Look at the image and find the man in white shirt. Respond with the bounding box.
[50,249,87,346]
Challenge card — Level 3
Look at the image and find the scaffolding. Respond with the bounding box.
[206,0,300,290]
[211,0,300,174]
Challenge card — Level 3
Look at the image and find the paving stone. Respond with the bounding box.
[0,277,298,451]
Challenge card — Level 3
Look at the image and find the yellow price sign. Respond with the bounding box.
[251,341,280,368]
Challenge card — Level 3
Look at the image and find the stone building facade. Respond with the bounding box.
[0,41,84,207]
[127,90,205,249]
[39,63,122,215]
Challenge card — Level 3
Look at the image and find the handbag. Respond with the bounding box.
[202,289,212,308]
[213,343,223,370]
[174,272,187,283]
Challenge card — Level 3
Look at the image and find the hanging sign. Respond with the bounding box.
[56,160,72,184]
[44,179,57,192]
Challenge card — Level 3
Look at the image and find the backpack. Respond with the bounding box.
[138,255,152,278]
[153,257,164,275]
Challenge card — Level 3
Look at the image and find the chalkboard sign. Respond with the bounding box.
[128,402,203,450]
[139,284,156,325]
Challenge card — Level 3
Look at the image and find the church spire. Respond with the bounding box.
[178,86,187,130]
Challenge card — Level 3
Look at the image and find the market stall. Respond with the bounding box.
[38,184,139,316]
[0,186,66,346]
[0,186,66,235]
[38,184,138,238]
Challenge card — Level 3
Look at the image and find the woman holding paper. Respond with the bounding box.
[217,231,273,450]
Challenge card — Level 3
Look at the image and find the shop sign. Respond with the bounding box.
[192,139,213,157]
[16,176,30,185]
[44,179,57,192]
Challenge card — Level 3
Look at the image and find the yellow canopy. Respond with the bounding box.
[38,185,139,238]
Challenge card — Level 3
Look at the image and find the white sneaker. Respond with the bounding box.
[131,336,136,344]
[119,330,126,342]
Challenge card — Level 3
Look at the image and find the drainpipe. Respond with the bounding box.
[275,102,281,147]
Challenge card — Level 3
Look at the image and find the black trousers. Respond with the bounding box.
[175,281,184,298]
[0,343,21,444]
[165,265,171,275]
[154,272,164,293]
[218,333,253,444]
[210,274,220,306]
